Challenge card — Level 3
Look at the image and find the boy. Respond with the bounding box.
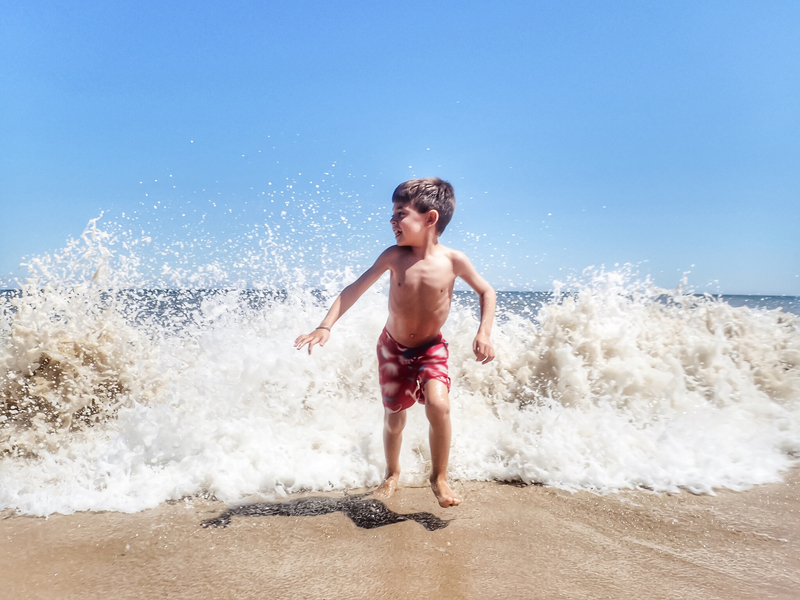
[294,178,495,507]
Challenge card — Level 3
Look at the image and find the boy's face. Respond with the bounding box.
[390,202,430,246]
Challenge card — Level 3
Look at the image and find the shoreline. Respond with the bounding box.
[3,468,799,599]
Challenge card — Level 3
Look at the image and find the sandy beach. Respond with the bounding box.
[3,467,798,600]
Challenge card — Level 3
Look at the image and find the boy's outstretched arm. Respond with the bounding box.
[294,248,393,354]
[454,251,496,363]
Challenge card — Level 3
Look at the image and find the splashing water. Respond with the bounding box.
[1,219,799,516]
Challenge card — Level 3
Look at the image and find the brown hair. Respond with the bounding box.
[391,177,456,235]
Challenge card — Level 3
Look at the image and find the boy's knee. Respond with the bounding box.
[385,421,405,435]
[384,410,406,434]
[425,397,450,420]
[423,381,450,411]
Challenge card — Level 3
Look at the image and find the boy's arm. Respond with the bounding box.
[453,251,496,364]
[294,248,394,354]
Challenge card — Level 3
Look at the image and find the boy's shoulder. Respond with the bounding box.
[376,244,405,262]
[437,244,472,267]
[378,243,465,258]
[378,244,471,270]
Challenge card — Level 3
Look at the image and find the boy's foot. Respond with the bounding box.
[372,475,399,500]
[431,477,461,508]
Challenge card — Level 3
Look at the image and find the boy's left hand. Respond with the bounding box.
[473,333,495,364]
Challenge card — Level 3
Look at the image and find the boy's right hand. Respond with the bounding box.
[294,328,331,354]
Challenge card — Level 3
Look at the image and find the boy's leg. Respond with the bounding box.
[373,407,407,500]
[424,380,461,507]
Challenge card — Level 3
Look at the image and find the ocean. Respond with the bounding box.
[1,222,798,516]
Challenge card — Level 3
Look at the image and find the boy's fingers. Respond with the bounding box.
[474,344,494,363]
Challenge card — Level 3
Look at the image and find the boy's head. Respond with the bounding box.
[391,177,455,235]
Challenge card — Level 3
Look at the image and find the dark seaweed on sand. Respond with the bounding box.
[202,495,449,531]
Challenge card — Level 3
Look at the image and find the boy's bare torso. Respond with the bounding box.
[385,244,458,347]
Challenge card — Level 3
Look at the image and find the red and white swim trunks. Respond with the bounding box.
[377,327,451,412]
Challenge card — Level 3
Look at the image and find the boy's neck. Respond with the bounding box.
[408,232,440,258]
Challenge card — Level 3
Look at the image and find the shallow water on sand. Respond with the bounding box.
[3,473,799,600]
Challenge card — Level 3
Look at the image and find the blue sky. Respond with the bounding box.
[1,1,798,294]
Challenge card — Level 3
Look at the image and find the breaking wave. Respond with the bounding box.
[1,219,799,515]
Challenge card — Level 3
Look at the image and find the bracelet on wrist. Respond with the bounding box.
[316,326,331,331]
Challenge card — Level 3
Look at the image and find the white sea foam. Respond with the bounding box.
[1,222,799,515]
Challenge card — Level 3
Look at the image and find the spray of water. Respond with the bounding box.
[1,216,798,516]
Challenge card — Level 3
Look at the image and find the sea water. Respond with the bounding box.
[1,219,799,516]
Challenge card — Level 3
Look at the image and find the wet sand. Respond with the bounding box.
[3,468,799,599]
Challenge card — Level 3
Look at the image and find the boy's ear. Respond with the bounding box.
[426,210,439,228]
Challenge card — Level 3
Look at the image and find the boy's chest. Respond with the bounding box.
[391,256,456,292]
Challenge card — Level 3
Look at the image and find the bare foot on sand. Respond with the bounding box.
[372,475,399,500]
[431,477,461,507]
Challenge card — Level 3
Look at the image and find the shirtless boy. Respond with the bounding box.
[294,177,496,507]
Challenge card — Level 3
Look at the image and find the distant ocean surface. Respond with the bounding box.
[3,289,797,320]
[1,223,799,516]
[460,290,800,317]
